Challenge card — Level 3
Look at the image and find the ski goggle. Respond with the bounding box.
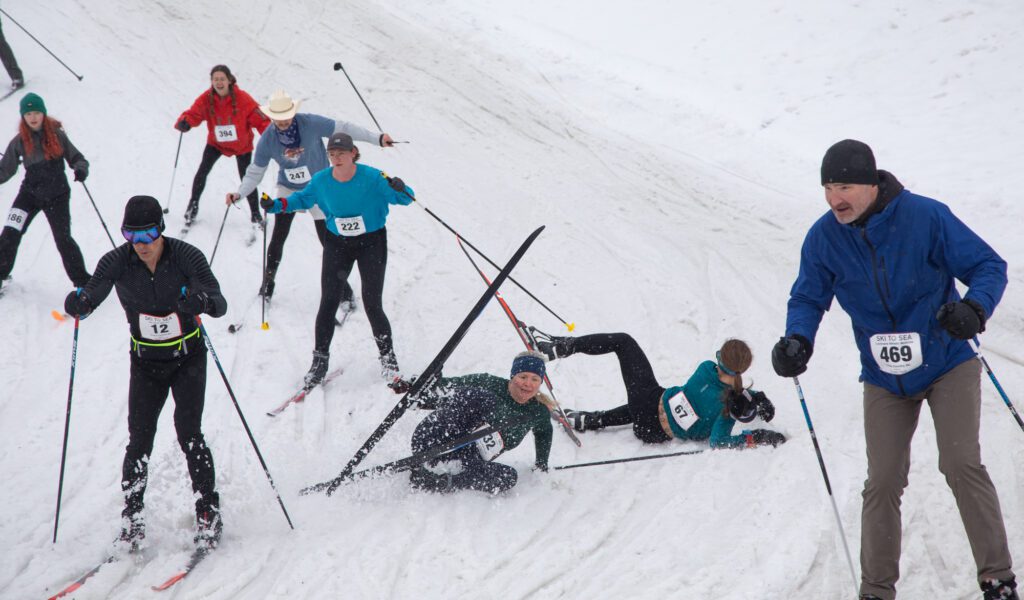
[121,225,161,245]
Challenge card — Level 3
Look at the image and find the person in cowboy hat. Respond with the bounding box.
[226,89,394,304]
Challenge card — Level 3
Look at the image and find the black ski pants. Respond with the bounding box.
[121,349,218,520]
[0,187,90,286]
[314,227,393,361]
[0,21,22,82]
[411,386,517,494]
[265,210,352,303]
[190,144,259,218]
[570,333,671,444]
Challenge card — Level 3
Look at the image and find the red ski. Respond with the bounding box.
[266,368,345,417]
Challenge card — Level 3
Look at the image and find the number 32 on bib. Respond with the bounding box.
[870,332,922,375]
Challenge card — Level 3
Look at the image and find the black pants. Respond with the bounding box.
[571,333,670,444]
[0,22,21,81]
[411,386,517,494]
[121,349,218,520]
[190,144,258,217]
[0,187,90,285]
[265,212,352,303]
[315,228,393,360]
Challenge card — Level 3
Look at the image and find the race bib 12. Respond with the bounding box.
[139,313,183,341]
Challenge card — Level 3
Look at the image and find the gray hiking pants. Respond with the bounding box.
[859,358,1014,600]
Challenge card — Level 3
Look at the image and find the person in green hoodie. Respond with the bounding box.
[409,351,555,494]
[536,332,785,449]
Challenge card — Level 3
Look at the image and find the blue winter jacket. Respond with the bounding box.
[266,164,413,236]
[785,172,1006,396]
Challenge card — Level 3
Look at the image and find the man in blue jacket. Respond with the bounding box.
[772,140,1016,600]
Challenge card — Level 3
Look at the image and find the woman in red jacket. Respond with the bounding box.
[175,64,269,226]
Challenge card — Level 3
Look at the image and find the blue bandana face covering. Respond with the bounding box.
[510,355,546,380]
[276,120,301,150]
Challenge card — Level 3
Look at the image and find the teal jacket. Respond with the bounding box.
[436,373,553,469]
[661,360,749,449]
[267,164,412,236]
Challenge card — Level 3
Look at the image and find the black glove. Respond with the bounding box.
[751,391,775,422]
[725,389,756,423]
[260,195,276,212]
[176,290,211,316]
[936,299,986,340]
[750,429,787,448]
[772,334,813,377]
[175,119,191,132]
[73,167,88,182]
[387,176,406,192]
[63,289,93,319]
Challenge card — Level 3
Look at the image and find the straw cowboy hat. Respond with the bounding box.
[260,89,301,120]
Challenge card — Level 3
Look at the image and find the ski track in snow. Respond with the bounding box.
[2,0,1023,599]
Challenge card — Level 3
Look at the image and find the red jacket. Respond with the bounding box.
[176,85,269,156]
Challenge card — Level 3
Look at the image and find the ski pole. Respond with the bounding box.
[208,204,231,267]
[0,9,83,81]
[301,226,545,497]
[792,376,858,596]
[53,316,80,543]
[79,182,116,249]
[261,207,269,330]
[555,448,706,471]
[188,303,293,529]
[969,339,1024,434]
[333,62,383,132]
[163,131,184,214]
[402,188,573,331]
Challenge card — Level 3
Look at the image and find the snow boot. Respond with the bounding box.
[259,267,277,301]
[982,578,1020,600]
[380,350,401,382]
[304,351,329,387]
[563,408,603,432]
[117,514,145,553]
[534,333,574,361]
[194,509,222,550]
[184,199,199,226]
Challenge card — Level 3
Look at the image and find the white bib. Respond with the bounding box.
[334,215,366,237]
[214,124,238,142]
[474,425,505,461]
[666,390,699,432]
[869,332,923,375]
[139,313,183,341]
[284,166,311,184]
[5,207,28,232]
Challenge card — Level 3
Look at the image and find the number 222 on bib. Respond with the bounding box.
[870,332,922,375]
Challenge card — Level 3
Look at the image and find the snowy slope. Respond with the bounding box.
[1,1,1022,598]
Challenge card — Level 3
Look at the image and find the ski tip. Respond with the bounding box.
[227,324,238,333]
[566,322,575,332]
[151,572,186,591]
[51,309,67,322]
[261,322,270,330]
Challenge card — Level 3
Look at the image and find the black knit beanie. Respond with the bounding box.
[122,195,165,231]
[820,139,879,186]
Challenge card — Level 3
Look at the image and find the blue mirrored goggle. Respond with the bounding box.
[121,225,161,244]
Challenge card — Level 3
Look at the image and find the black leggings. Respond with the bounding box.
[570,333,670,444]
[266,212,353,303]
[190,144,258,216]
[315,227,393,358]
[0,187,90,286]
[122,349,218,518]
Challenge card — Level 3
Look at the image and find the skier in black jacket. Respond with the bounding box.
[63,195,228,551]
[0,93,90,294]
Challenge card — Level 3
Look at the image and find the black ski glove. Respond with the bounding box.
[176,119,191,132]
[64,289,93,319]
[750,429,786,448]
[177,290,211,316]
[725,389,756,423]
[259,195,276,212]
[73,167,88,182]
[772,334,813,377]
[936,299,986,340]
[387,176,406,192]
[751,391,775,422]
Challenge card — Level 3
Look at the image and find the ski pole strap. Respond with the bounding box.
[131,327,201,356]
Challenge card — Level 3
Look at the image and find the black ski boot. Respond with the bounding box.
[184,199,199,226]
[194,493,222,550]
[982,578,1020,600]
[533,331,574,361]
[380,350,401,383]
[563,408,603,432]
[259,267,277,301]
[118,514,145,553]
[304,351,329,387]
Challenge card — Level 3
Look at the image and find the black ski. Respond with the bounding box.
[554,448,707,470]
[300,225,545,496]
[0,83,25,103]
[339,414,534,485]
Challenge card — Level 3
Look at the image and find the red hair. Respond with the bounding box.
[19,116,64,161]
